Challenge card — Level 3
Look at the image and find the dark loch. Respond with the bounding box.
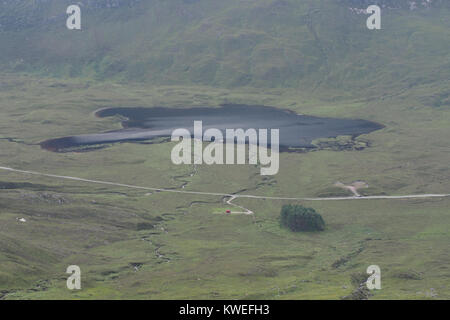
[40,104,384,152]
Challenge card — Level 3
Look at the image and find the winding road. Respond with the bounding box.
[1,166,449,202]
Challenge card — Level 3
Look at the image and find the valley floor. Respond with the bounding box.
[0,75,449,299]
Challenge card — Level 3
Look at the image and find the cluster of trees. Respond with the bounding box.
[280,204,325,232]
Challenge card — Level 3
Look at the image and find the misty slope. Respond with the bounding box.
[0,0,449,95]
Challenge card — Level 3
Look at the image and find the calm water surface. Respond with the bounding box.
[41,104,383,152]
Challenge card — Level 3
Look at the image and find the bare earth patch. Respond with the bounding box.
[334,181,369,197]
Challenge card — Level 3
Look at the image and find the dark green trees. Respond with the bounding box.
[280,204,325,232]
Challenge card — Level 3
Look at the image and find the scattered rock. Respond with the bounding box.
[394,270,423,280]
[426,288,438,298]
[20,191,67,204]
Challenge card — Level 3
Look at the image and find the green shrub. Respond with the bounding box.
[280,204,325,232]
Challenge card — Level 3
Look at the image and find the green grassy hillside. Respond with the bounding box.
[0,0,449,300]
[1,0,449,95]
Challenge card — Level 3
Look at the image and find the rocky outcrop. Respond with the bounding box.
[342,0,445,10]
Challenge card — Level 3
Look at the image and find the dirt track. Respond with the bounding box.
[1,166,449,202]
